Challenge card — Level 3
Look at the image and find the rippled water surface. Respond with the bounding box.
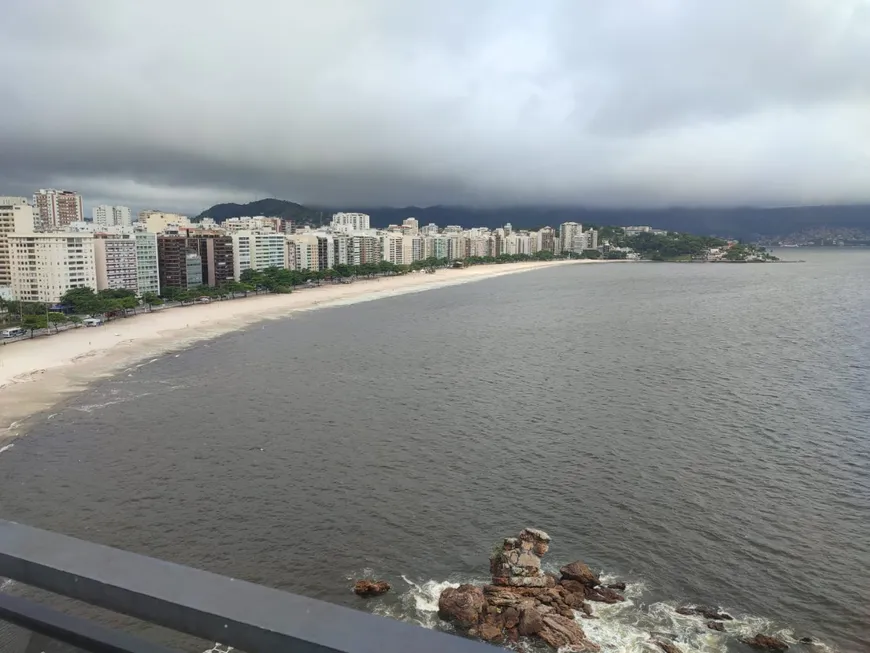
[1,250,868,652]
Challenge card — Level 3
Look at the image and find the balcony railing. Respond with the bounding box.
[0,519,495,653]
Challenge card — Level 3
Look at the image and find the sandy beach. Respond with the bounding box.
[0,260,587,437]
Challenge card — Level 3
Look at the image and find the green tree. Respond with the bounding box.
[47,312,67,333]
[142,292,163,311]
[581,249,602,259]
[60,287,103,315]
[21,314,47,338]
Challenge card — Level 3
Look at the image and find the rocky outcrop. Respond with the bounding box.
[676,605,733,620]
[743,634,789,651]
[560,561,600,587]
[655,640,683,653]
[353,579,390,597]
[438,584,486,628]
[437,528,622,651]
[707,621,725,632]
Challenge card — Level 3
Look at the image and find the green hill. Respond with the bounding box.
[195,198,327,225]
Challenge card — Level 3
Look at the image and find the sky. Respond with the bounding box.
[1,0,869,215]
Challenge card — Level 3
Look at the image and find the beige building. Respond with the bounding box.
[33,189,84,231]
[231,231,287,279]
[0,197,35,293]
[138,210,190,233]
[8,233,96,303]
[94,233,138,293]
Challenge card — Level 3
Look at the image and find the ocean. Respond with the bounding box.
[1,249,868,652]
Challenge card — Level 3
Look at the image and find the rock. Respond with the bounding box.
[699,608,733,621]
[438,584,486,628]
[560,561,600,587]
[539,615,597,650]
[650,632,678,640]
[586,586,625,604]
[502,606,520,629]
[353,580,391,597]
[743,634,789,651]
[558,605,575,618]
[560,579,588,596]
[707,621,725,632]
[478,622,503,643]
[675,605,733,620]
[606,582,626,590]
[519,528,551,556]
[482,586,524,608]
[799,637,814,644]
[518,606,545,636]
[655,641,683,653]
[563,645,601,653]
[578,602,594,617]
[506,627,519,642]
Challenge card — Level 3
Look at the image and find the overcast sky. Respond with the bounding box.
[2,0,869,214]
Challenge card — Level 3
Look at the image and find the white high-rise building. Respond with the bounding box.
[94,233,138,293]
[134,233,160,296]
[331,212,370,232]
[8,233,96,303]
[0,197,35,293]
[93,205,132,228]
[231,232,287,279]
[402,217,419,235]
[559,222,583,253]
[33,189,84,231]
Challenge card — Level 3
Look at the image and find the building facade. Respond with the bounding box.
[330,212,370,232]
[138,211,189,233]
[93,205,132,228]
[8,233,97,303]
[94,234,138,293]
[0,197,34,293]
[33,189,84,231]
[134,233,160,296]
[231,232,286,279]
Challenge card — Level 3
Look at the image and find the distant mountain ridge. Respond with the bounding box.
[196,199,870,240]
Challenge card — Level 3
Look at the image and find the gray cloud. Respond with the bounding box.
[1,0,869,214]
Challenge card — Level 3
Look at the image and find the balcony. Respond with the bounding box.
[0,519,495,653]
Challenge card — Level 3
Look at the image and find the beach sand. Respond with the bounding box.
[0,260,586,437]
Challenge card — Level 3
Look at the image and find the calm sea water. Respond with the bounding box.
[1,250,868,652]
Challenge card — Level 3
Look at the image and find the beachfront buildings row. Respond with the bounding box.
[0,196,605,303]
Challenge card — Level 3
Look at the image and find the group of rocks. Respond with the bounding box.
[438,528,620,651]
[353,528,801,652]
[433,527,797,652]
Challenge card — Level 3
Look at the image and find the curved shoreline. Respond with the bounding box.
[0,260,591,440]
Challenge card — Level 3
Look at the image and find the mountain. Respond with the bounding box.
[196,199,870,240]
[196,198,329,225]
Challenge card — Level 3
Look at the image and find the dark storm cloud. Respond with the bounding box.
[1,0,868,214]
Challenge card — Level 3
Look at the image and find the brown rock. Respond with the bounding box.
[586,586,625,603]
[438,584,486,628]
[707,621,725,632]
[502,606,520,629]
[743,634,789,651]
[506,627,519,642]
[559,605,575,618]
[675,606,696,616]
[655,641,683,653]
[560,579,588,596]
[478,622,503,643]
[560,561,600,587]
[539,614,596,650]
[606,582,627,590]
[578,602,594,617]
[518,606,545,636]
[353,579,391,597]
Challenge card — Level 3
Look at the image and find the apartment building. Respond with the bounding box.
[222,216,282,233]
[33,189,84,231]
[0,197,35,293]
[94,234,138,293]
[8,233,96,303]
[138,211,190,233]
[330,212,370,232]
[559,222,583,253]
[231,232,286,279]
[135,233,160,296]
[93,205,133,228]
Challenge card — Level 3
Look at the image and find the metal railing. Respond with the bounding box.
[0,520,496,653]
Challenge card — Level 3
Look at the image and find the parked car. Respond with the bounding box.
[1,327,25,338]
[83,317,104,327]
[196,296,211,304]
